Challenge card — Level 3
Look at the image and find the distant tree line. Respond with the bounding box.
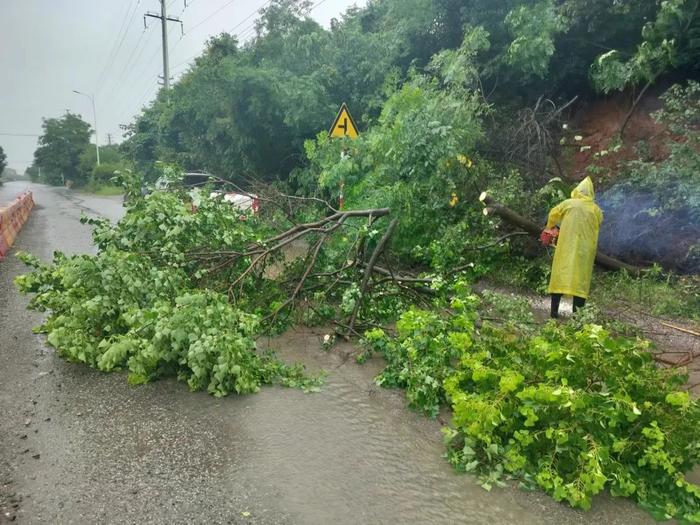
[28,111,125,187]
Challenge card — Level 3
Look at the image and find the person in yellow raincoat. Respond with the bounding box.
[543,177,603,318]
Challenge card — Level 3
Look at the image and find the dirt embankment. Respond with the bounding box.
[558,85,699,273]
[566,89,670,182]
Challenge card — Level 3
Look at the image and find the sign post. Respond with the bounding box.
[329,103,359,209]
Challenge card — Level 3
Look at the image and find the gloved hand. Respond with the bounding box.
[540,227,559,247]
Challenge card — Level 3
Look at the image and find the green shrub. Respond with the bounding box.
[367,284,700,521]
[480,289,535,330]
[593,267,700,321]
[91,163,122,185]
[445,322,700,519]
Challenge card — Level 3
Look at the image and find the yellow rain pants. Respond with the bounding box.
[546,177,603,299]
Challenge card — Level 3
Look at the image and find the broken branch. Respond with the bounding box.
[348,218,399,333]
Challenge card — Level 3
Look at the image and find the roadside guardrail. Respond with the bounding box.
[0,191,34,260]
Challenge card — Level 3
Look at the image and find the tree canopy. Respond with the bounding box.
[121,0,700,184]
[33,111,92,186]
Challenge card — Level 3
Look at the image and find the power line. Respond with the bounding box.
[0,133,41,137]
[187,0,238,34]
[136,82,160,111]
[109,26,160,114]
[170,0,271,73]
[309,0,333,15]
[115,28,170,123]
[123,25,158,81]
[174,0,191,18]
[145,0,183,93]
[108,28,148,95]
[236,22,258,41]
[126,0,250,100]
[229,0,272,34]
[104,0,177,111]
[170,54,196,72]
[120,81,160,127]
[93,0,138,92]
[95,0,142,97]
[108,1,173,124]
[139,45,164,80]
[115,45,162,121]
[128,0,332,114]
[143,0,246,103]
[134,77,159,111]
[169,0,235,63]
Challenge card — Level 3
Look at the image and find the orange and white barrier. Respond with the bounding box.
[0,191,34,260]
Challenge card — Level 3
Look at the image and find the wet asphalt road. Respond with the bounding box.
[1,183,285,524]
[0,182,657,525]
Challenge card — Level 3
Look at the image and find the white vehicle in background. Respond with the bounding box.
[210,191,260,214]
[152,172,260,214]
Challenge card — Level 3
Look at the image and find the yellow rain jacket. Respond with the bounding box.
[546,177,603,299]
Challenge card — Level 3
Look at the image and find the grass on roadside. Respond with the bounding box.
[487,256,700,323]
[79,182,123,197]
[592,267,700,322]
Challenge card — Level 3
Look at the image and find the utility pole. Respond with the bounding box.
[145,1,182,95]
[72,90,100,166]
[107,133,113,146]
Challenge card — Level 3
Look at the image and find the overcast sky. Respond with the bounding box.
[0,0,366,172]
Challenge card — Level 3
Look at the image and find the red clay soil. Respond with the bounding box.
[565,92,671,183]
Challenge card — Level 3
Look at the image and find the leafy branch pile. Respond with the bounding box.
[362,285,700,522]
[15,188,320,396]
[14,169,439,394]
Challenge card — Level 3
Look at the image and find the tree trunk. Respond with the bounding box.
[620,81,652,139]
[479,193,642,274]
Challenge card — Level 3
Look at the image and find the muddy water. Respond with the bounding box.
[250,328,653,524]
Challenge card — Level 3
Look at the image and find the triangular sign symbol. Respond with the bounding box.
[329,103,359,138]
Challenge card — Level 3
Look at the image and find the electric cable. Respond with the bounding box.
[124,0,334,123]
[109,26,160,117]
[95,0,142,97]
[187,0,238,34]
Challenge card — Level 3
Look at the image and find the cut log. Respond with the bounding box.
[479,193,642,274]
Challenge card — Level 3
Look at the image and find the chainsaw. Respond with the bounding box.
[539,227,559,247]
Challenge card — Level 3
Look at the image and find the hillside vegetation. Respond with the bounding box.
[119,0,700,273]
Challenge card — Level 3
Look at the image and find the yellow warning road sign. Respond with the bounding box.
[329,103,359,138]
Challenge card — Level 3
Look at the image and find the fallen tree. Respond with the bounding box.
[478,192,643,274]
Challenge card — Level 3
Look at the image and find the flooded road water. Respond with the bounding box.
[0,182,655,524]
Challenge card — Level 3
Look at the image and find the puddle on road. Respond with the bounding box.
[219,327,652,525]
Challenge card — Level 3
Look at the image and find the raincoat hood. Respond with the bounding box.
[571,177,595,201]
